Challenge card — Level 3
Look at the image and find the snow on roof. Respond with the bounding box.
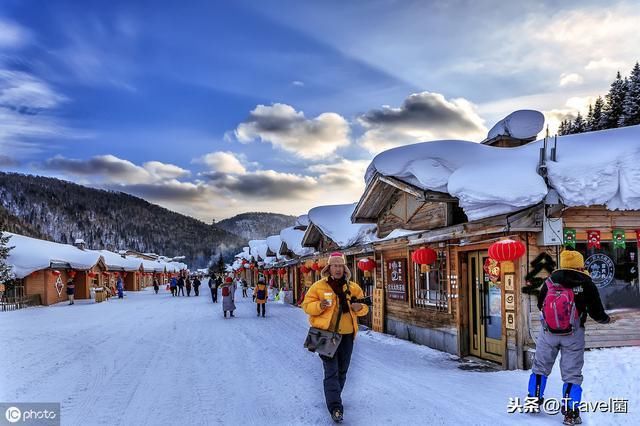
[374,228,423,242]
[249,239,269,260]
[295,215,310,227]
[97,250,142,272]
[3,232,103,279]
[486,110,544,141]
[141,258,165,273]
[266,235,282,257]
[366,124,640,221]
[279,227,314,257]
[308,204,377,248]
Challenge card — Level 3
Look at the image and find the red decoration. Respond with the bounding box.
[483,258,501,283]
[411,247,437,265]
[68,270,77,279]
[300,265,310,274]
[278,268,287,276]
[488,239,525,262]
[587,230,601,249]
[636,229,640,245]
[250,263,255,270]
[357,258,376,272]
[311,261,320,272]
[52,270,61,276]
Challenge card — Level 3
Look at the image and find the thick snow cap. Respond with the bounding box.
[280,227,314,256]
[365,124,640,221]
[308,204,377,248]
[487,110,545,140]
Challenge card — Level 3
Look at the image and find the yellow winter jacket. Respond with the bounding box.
[302,277,369,337]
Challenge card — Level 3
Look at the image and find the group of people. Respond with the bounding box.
[207,275,269,318]
[168,275,202,297]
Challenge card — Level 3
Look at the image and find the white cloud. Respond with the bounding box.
[585,58,628,72]
[559,73,584,87]
[0,19,31,48]
[196,151,247,174]
[143,161,190,180]
[234,103,350,159]
[357,91,487,153]
[292,80,305,87]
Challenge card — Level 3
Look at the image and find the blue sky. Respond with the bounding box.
[1,0,639,221]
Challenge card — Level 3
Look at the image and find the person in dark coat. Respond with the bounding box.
[66,277,75,305]
[186,276,192,296]
[177,276,185,296]
[153,278,160,294]
[193,276,201,296]
[116,277,124,299]
[527,250,614,425]
[242,279,249,298]
[208,276,218,303]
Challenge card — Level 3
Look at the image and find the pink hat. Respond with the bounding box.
[320,252,351,280]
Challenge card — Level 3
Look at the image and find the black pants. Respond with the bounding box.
[210,288,218,303]
[256,303,265,316]
[171,287,176,296]
[320,333,354,413]
[186,287,192,296]
[243,288,248,297]
[194,287,199,296]
[177,287,184,296]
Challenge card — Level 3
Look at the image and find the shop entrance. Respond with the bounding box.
[467,251,503,363]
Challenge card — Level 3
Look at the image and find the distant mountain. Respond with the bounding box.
[217,212,297,241]
[0,172,246,268]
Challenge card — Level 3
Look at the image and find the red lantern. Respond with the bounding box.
[411,247,437,273]
[357,258,375,278]
[311,261,320,272]
[52,270,61,276]
[250,263,255,270]
[68,270,77,279]
[278,268,287,276]
[488,239,525,262]
[300,265,310,274]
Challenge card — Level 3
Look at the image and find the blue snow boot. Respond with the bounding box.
[527,373,547,410]
[562,383,582,418]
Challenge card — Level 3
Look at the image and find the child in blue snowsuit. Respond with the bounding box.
[527,250,612,425]
[116,278,124,299]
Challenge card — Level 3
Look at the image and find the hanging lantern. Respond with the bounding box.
[68,270,77,279]
[122,272,127,278]
[51,270,61,276]
[357,258,376,278]
[488,238,526,275]
[300,265,310,274]
[241,259,247,265]
[411,247,437,273]
[278,268,287,276]
[311,261,320,272]
[488,239,525,262]
[250,263,255,270]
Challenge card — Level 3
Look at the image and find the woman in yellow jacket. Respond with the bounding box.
[302,252,369,424]
[254,276,268,317]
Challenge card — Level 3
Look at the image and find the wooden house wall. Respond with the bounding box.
[377,195,448,237]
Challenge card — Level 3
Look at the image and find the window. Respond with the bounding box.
[573,241,639,310]
[414,250,448,309]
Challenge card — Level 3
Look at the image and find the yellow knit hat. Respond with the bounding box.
[560,250,584,270]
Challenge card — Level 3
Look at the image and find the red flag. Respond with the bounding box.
[587,230,601,249]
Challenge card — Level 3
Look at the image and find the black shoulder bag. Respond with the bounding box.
[304,304,343,358]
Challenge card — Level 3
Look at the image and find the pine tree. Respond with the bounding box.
[620,62,640,126]
[0,227,15,285]
[600,71,627,129]
[591,96,604,131]
[585,104,594,131]
[572,112,586,133]
[558,119,568,136]
[216,254,226,276]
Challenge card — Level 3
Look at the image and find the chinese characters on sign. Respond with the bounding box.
[386,259,407,301]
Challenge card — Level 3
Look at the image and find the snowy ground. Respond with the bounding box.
[1,288,638,426]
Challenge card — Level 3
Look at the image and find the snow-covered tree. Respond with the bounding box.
[572,112,586,133]
[216,254,226,276]
[590,97,604,131]
[620,62,640,127]
[600,71,627,129]
[0,227,14,284]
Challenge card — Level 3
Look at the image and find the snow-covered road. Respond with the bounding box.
[1,288,638,425]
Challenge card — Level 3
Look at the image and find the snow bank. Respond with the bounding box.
[3,232,103,278]
[487,109,545,140]
[366,124,640,221]
[308,204,377,248]
[279,227,314,257]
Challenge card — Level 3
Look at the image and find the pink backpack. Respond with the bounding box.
[542,278,578,334]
